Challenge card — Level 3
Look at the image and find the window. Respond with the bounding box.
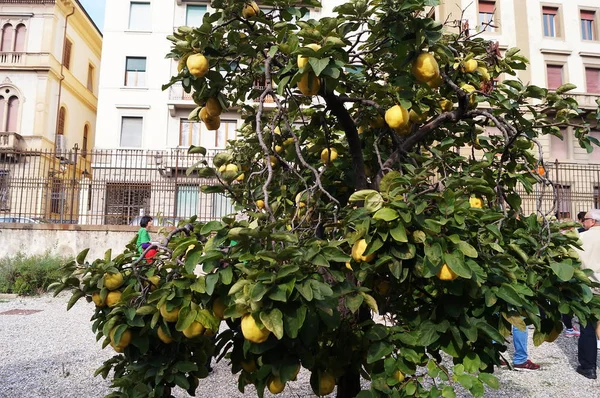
[82,125,88,157]
[586,67,600,93]
[128,2,151,31]
[590,131,600,162]
[63,38,72,69]
[556,184,571,219]
[186,5,206,27]
[120,116,143,147]
[14,24,25,52]
[105,183,151,225]
[57,106,66,135]
[6,96,18,132]
[543,7,558,37]
[581,10,596,40]
[180,119,201,147]
[478,1,496,32]
[549,129,567,160]
[216,120,237,148]
[124,56,146,87]
[1,24,12,51]
[50,178,65,214]
[546,64,563,90]
[0,87,20,133]
[87,64,94,91]
[213,193,234,219]
[176,184,199,219]
[0,170,9,210]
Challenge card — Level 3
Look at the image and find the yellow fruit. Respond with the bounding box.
[104,272,124,290]
[110,327,132,350]
[183,321,205,338]
[358,126,365,134]
[412,53,440,83]
[437,264,458,281]
[213,298,226,320]
[283,137,295,146]
[105,291,122,308]
[426,74,444,88]
[204,114,221,130]
[186,53,209,78]
[370,116,386,128]
[274,126,281,135]
[395,124,412,136]
[275,145,283,153]
[157,326,174,344]
[409,109,428,124]
[199,107,210,122]
[345,262,352,270]
[462,59,478,73]
[374,279,391,295]
[385,105,409,130]
[242,1,259,18]
[268,376,286,394]
[476,66,491,81]
[439,99,453,112]
[297,43,322,68]
[92,292,105,307]
[461,84,477,107]
[160,304,180,322]
[241,359,257,373]
[203,328,216,337]
[256,200,265,209]
[225,164,239,173]
[177,57,187,73]
[297,73,320,96]
[146,275,160,291]
[269,155,278,167]
[206,97,222,116]
[393,370,405,383]
[241,314,271,343]
[235,173,244,182]
[320,148,338,164]
[318,372,336,396]
[351,239,376,262]
[469,197,483,208]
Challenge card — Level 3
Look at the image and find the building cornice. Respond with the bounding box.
[540,48,572,56]
[579,51,600,59]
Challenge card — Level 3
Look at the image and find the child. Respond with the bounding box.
[136,215,153,254]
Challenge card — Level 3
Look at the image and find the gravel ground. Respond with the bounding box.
[0,293,599,398]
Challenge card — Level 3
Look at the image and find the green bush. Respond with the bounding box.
[0,252,66,295]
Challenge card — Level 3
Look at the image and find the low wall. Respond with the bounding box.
[0,224,171,260]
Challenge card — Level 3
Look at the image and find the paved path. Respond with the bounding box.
[0,294,598,397]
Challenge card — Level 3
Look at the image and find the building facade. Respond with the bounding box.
[0,0,101,222]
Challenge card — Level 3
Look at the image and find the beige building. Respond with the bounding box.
[438,0,600,218]
[0,0,101,222]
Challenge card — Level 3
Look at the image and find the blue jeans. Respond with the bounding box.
[513,325,528,365]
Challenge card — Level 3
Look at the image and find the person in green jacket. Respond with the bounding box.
[136,215,153,254]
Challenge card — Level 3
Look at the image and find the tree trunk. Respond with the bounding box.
[336,370,361,398]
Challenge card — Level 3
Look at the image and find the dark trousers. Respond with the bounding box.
[562,314,573,329]
[578,321,597,370]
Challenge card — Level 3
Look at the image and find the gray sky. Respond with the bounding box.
[79,0,106,32]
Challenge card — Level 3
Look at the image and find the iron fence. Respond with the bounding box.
[0,147,598,225]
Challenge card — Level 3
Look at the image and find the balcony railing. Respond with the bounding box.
[0,52,50,68]
[169,82,194,101]
[566,93,599,110]
[0,132,24,152]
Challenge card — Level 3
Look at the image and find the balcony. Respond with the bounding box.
[0,52,50,69]
[565,93,600,110]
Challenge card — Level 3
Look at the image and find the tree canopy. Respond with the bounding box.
[53,1,600,397]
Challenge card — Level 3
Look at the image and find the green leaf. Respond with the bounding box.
[463,352,481,373]
[549,261,575,281]
[443,252,472,278]
[174,361,198,373]
[309,57,330,76]
[176,308,197,332]
[360,292,379,314]
[260,308,284,339]
[349,189,379,202]
[457,241,478,258]
[67,290,85,310]
[364,192,384,213]
[556,83,577,94]
[496,284,524,306]
[373,208,399,221]
[390,223,408,242]
[366,341,394,363]
[321,247,351,262]
[201,220,224,234]
[478,373,499,389]
[345,294,364,313]
[251,282,269,302]
[184,247,203,274]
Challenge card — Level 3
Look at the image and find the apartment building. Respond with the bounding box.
[0,0,101,223]
[438,0,600,217]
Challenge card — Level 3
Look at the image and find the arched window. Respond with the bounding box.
[58,106,66,135]
[6,96,18,132]
[0,96,5,130]
[14,24,26,52]
[82,124,88,157]
[1,24,13,52]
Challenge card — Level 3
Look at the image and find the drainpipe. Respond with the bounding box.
[54,4,76,148]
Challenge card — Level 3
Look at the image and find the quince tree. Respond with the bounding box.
[53,1,600,397]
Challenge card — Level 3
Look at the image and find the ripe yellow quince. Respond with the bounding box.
[183,321,205,338]
[318,372,336,396]
[92,292,105,307]
[297,43,321,68]
[409,109,428,124]
[104,272,124,290]
[256,199,265,209]
[157,326,174,344]
[186,53,209,78]
[439,99,453,112]
[393,370,405,382]
[297,73,320,96]
[460,84,477,107]
[437,264,458,281]
[160,304,180,322]
[476,67,491,81]
[462,59,478,73]
[351,239,376,262]
[109,327,132,351]
[385,105,409,130]
[225,164,239,173]
[469,197,483,208]
[320,148,338,164]
[241,314,271,343]
[412,53,440,83]
[205,97,222,117]
[267,376,286,394]
[105,291,122,308]
[242,1,259,18]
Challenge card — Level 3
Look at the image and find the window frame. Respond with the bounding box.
[186,4,207,26]
[580,9,598,41]
[119,116,144,148]
[477,0,497,33]
[62,38,72,69]
[128,1,151,31]
[124,56,147,87]
[541,5,562,38]
[545,63,564,90]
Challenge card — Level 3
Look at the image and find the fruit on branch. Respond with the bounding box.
[106,291,122,308]
[409,109,428,124]
[476,66,491,81]
[104,272,124,290]
[385,105,409,130]
[297,43,322,68]
[469,197,483,208]
[157,326,174,344]
[352,239,376,262]
[242,1,259,18]
[160,304,180,322]
[267,376,286,394]
[241,314,271,343]
[412,53,440,84]
[109,327,132,352]
[92,292,105,307]
[206,97,222,117]
[186,53,209,78]
[318,372,336,396]
[183,321,205,338]
[437,264,458,281]
[298,73,321,96]
[320,148,338,164]
[460,84,477,107]
[462,59,478,73]
[439,99,453,112]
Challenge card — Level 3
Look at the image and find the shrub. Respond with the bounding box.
[0,252,67,295]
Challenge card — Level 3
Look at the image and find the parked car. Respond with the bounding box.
[0,216,42,223]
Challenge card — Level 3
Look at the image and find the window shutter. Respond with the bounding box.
[63,39,72,69]
[581,10,595,21]
[58,107,66,135]
[478,1,495,14]
[543,7,558,15]
[546,65,563,90]
[586,68,600,93]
